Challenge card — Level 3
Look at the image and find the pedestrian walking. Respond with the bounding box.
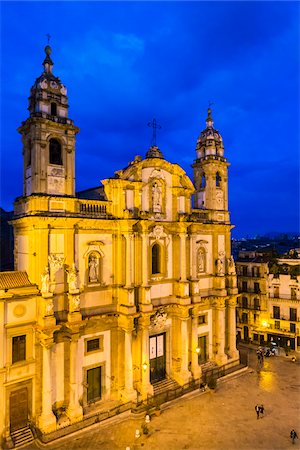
[290,429,298,444]
[255,404,260,419]
[259,404,264,417]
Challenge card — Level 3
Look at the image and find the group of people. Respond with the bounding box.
[254,405,298,444]
[255,404,264,419]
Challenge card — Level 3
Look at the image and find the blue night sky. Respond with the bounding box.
[1,1,299,238]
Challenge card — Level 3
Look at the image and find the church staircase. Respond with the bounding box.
[10,427,34,448]
[152,378,181,396]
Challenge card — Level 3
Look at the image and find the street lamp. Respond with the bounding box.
[142,362,148,371]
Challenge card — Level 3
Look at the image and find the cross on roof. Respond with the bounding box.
[46,33,51,44]
[147,118,162,146]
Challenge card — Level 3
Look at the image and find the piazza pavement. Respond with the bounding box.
[24,346,300,450]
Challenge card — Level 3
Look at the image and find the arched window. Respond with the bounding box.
[88,252,101,283]
[197,247,206,274]
[51,102,57,116]
[49,138,62,165]
[216,172,221,187]
[200,174,206,188]
[152,243,161,274]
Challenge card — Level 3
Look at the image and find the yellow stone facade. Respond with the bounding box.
[0,46,239,445]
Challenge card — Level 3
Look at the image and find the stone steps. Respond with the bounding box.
[153,378,180,396]
[11,427,34,448]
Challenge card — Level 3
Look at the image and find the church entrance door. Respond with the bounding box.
[10,388,28,432]
[149,333,166,383]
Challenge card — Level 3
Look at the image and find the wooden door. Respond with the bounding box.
[10,388,28,432]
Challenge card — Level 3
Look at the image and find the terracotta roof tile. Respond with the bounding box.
[0,271,33,289]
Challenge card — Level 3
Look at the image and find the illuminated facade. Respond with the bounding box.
[0,45,239,445]
[236,251,300,350]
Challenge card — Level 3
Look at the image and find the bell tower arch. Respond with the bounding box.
[192,108,229,212]
[18,44,79,197]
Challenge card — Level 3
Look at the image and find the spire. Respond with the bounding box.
[205,106,214,128]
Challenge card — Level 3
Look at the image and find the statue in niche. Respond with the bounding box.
[152,182,162,212]
[41,266,50,294]
[67,263,78,292]
[197,249,206,273]
[88,254,99,283]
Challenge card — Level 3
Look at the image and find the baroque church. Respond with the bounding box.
[0,45,239,445]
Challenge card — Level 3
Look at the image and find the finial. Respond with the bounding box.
[44,34,52,56]
[206,102,214,127]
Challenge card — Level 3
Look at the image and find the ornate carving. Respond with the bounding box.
[149,225,167,240]
[48,254,65,280]
[39,79,48,89]
[150,307,167,331]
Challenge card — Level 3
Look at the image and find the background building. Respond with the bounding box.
[236,250,300,351]
[0,45,239,447]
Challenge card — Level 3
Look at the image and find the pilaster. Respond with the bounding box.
[37,334,57,433]
[66,333,83,422]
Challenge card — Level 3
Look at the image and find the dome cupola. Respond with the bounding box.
[195,108,225,161]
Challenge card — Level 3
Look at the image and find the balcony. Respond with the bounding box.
[78,199,110,217]
[238,288,263,294]
[270,315,299,322]
[269,293,298,301]
[267,324,299,336]
[237,305,261,311]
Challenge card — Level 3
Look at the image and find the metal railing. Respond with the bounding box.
[136,359,245,411]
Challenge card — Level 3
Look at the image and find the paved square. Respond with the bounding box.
[27,349,300,450]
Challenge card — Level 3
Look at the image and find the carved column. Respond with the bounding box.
[139,316,153,398]
[179,233,187,281]
[172,308,190,385]
[191,314,201,380]
[66,334,83,422]
[37,339,57,432]
[125,234,132,287]
[227,297,239,360]
[120,328,136,401]
[214,299,227,365]
[141,232,148,286]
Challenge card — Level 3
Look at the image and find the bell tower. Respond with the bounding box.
[18,44,79,197]
[192,108,229,212]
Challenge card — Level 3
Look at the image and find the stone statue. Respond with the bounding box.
[152,182,162,212]
[88,255,98,282]
[67,263,78,292]
[41,266,50,294]
[227,256,236,275]
[197,249,205,273]
[216,258,224,276]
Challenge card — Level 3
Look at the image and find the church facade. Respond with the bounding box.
[0,45,239,444]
